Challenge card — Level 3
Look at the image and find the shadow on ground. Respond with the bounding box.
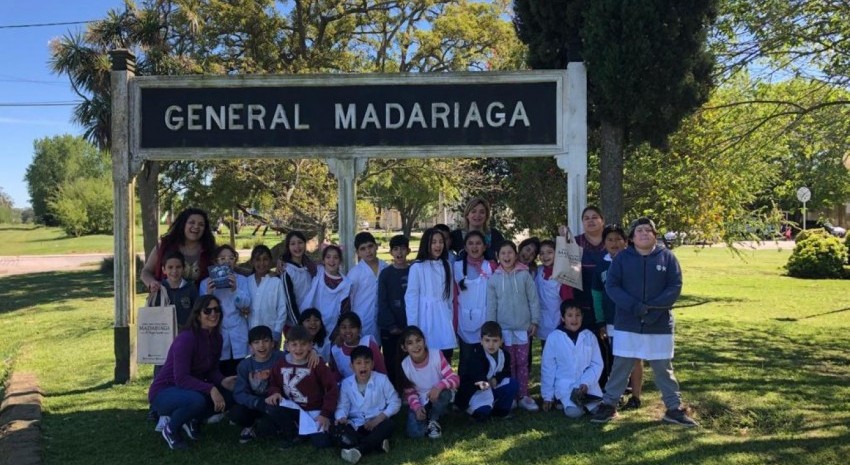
[0,270,113,315]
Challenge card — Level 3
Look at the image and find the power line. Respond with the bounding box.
[0,20,95,29]
[0,102,80,107]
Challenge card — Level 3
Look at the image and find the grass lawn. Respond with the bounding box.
[1,246,849,464]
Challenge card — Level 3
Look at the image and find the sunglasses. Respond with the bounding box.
[202,306,222,315]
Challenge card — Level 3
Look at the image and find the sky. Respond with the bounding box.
[0,0,125,208]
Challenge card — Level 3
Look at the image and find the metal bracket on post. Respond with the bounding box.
[326,157,368,271]
[110,49,137,383]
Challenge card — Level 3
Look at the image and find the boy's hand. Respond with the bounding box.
[415,407,428,421]
[210,386,226,412]
[542,401,552,412]
[307,349,320,369]
[528,323,538,337]
[315,415,331,431]
[475,381,490,391]
[364,413,386,431]
[221,376,237,391]
[428,386,444,403]
[265,393,282,405]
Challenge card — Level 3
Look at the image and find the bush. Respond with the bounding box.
[49,176,113,237]
[786,232,848,279]
[845,234,850,264]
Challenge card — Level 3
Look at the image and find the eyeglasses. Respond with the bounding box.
[202,306,222,315]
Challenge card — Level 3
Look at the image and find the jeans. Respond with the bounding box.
[151,385,233,433]
[406,389,452,438]
[472,378,519,419]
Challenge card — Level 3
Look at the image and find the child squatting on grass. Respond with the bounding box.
[334,345,401,464]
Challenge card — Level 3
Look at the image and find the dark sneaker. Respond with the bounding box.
[663,408,699,427]
[161,424,188,450]
[590,403,618,423]
[427,420,442,439]
[181,419,202,440]
[620,396,642,411]
[239,427,255,444]
[570,388,587,409]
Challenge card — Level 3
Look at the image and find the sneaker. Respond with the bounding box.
[590,403,618,423]
[511,400,518,410]
[154,415,170,433]
[381,439,390,453]
[239,427,255,444]
[341,448,362,464]
[206,412,226,424]
[569,389,587,409]
[181,419,202,440]
[427,420,442,439]
[161,424,188,450]
[662,408,699,427]
[620,396,642,411]
[519,396,539,412]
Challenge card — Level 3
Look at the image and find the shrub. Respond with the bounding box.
[786,233,848,279]
[845,234,850,264]
[50,176,113,237]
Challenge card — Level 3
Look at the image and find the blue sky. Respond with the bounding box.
[0,0,124,208]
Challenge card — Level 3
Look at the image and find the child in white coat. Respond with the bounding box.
[303,245,351,341]
[200,244,252,376]
[334,345,401,464]
[406,228,457,363]
[347,232,388,343]
[246,245,288,346]
[541,300,603,418]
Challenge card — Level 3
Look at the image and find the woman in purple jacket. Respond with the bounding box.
[148,295,236,450]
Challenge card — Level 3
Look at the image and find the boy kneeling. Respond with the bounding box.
[541,300,604,417]
[265,325,339,449]
[455,321,519,421]
[230,325,284,443]
[334,345,401,464]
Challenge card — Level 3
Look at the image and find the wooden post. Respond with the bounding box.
[110,49,137,383]
[326,158,367,271]
[557,61,588,235]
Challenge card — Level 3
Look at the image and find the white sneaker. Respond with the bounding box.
[381,439,390,453]
[341,448,362,464]
[427,420,442,439]
[154,415,170,432]
[519,396,539,412]
[206,412,226,424]
[511,400,518,410]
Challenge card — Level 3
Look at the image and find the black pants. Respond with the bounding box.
[228,402,264,428]
[265,405,332,448]
[381,333,400,385]
[352,418,393,454]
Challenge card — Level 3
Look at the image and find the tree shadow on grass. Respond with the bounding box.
[0,270,113,315]
[774,306,850,322]
[675,294,747,309]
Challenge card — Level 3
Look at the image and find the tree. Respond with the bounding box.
[514,0,717,224]
[24,135,108,225]
[0,187,14,224]
[362,159,466,236]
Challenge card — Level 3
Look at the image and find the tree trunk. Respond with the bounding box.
[137,161,160,258]
[599,120,625,226]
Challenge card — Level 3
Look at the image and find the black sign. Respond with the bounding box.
[139,82,557,149]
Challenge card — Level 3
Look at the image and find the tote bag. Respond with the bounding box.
[136,290,177,364]
[553,236,583,291]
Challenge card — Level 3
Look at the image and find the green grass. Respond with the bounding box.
[1,246,848,464]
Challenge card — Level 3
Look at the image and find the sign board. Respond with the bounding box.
[796,186,811,203]
[129,71,567,161]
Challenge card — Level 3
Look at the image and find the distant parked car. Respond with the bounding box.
[811,221,846,238]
